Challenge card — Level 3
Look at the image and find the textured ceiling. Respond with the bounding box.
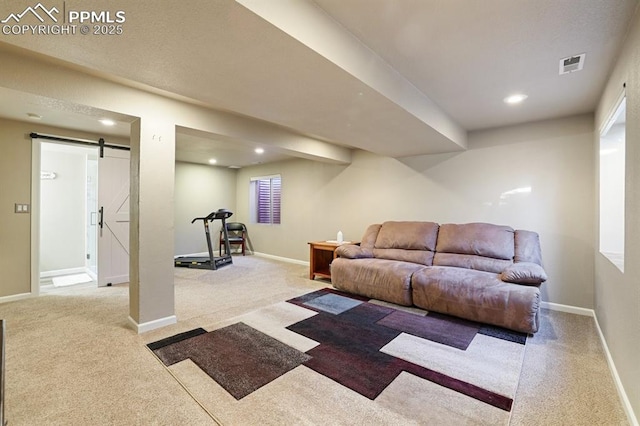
[0,88,131,138]
[175,127,293,168]
[313,0,637,130]
[0,0,637,166]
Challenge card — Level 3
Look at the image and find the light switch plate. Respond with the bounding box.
[14,203,30,213]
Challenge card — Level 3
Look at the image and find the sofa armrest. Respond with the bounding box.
[335,244,373,259]
[500,262,547,285]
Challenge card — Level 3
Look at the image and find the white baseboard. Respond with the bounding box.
[128,315,177,334]
[253,251,309,266]
[0,292,32,304]
[540,301,594,316]
[592,313,639,426]
[543,301,638,425]
[85,268,97,281]
[40,267,86,279]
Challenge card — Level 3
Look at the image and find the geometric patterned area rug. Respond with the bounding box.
[148,288,528,425]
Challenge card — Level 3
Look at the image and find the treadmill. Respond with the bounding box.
[174,208,234,270]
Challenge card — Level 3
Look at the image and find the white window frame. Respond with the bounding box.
[250,174,281,225]
[599,92,626,272]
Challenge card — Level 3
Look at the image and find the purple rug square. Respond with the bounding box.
[304,344,407,399]
[288,303,399,351]
[377,310,480,350]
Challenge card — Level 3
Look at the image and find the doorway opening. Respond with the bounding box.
[31,135,131,295]
[38,142,98,292]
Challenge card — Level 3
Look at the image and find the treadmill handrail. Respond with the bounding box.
[190,213,215,224]
[190,209,232,224]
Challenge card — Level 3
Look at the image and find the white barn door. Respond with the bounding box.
[98,148,130,287]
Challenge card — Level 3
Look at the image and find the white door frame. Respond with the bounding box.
[30,138,42,296]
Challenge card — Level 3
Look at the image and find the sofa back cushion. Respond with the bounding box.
[372,221,439,266]
[434,223,515,273]
[375,221,439,250]
[514,230,543,266]
[360,224,382,250]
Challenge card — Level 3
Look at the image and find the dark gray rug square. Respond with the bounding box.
[151,322,311,399]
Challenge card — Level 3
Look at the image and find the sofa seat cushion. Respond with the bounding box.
[373,248,434,266]
[412,266,540,333]
[331,258,426,306]
[433,252,512,274]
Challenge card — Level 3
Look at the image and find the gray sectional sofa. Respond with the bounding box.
[331,221,547,333]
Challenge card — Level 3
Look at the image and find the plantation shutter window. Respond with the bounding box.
[251,175,281,224]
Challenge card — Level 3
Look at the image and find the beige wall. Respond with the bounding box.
[0,118,32,297]
[594,6,640,421]
[237,113,595,308]
[174,161,237,256]
[235,158,349,260]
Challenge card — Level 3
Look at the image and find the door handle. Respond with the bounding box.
[98,206,104,230]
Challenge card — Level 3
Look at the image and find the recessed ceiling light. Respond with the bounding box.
[504,94,528,104]
[99,119,116,126]
[228,165,241,169]
[27,112,42,120]
[255,148,264,154]
[208,158,217,164]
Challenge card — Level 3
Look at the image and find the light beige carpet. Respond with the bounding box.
[1,255,631,425]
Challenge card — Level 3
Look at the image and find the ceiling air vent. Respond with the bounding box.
[559,53,586,75]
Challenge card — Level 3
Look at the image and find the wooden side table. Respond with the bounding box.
[308,241,357,280]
